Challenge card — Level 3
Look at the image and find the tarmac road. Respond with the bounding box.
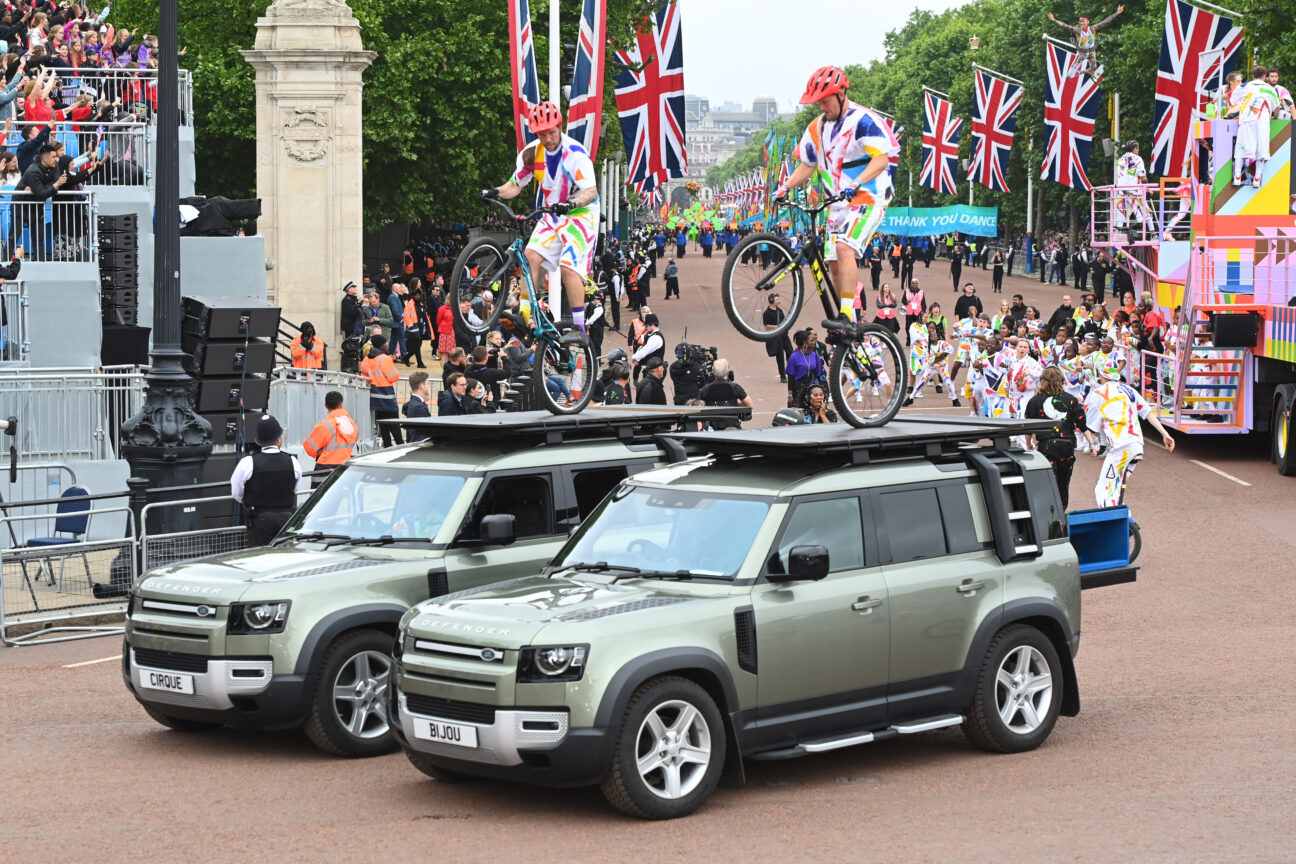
[1,247,1293,862]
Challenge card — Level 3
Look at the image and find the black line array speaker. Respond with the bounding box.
[196,375,271,414]
[98,214,140,329]
[182,296,281,341]
[100,324,151,366]
[181,336,275,377]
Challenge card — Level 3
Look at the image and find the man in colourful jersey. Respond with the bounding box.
[1084,355,1176,508]
[1047,6,1123,81]
[1267,68,1293,120]
[1234,66,1280,187]
[1113,140,1148,230]
[483,101,599,335]
[774,66,899,321]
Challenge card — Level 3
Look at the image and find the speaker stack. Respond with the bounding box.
[99,214,151,366]
[181,295,282,446]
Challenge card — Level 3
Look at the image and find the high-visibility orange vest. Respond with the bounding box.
[402,252,414,275]
[403,299,418,329]
[302,409,358,466]
[630,318,648,348]
[290,333,325,369]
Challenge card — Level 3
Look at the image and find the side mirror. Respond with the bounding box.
[479,513,517,546]
[769,545,830,583]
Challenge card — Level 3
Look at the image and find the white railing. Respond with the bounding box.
[0,366,145,460]
[0,281,29,364]
[45,68,194,127]
[0,190,98,263]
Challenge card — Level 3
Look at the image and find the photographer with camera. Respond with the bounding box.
[669,342,710,405]
[289,321,324,370]
[467,344,509,403]
[699,359,755,429]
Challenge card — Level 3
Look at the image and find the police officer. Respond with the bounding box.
[631,313,665,385]
[301,391,358,482]
[231,415,302,546]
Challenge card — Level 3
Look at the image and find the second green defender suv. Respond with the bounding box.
[121,409,743,757]
[391,416,1138,818]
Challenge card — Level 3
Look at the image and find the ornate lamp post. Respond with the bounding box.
[120,0,212,529]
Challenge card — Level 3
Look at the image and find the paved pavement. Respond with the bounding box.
[1,248,1294,861]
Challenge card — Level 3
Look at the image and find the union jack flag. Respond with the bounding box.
[507,0,540,151]
[565,0,606,160]
[614,1,687,186]
[966,69,1022,193]
[920,92,962,195]
[1040,42,1102,190]
[1150,0,1243,176]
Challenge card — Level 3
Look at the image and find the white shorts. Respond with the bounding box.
[1233,121,1268,164]
[526,208,599,278]
[825,200,887,261]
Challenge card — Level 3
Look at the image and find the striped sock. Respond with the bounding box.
[572,308,585,332]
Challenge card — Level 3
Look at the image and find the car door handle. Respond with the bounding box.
[957,580,986,594]
[851,596,883,613]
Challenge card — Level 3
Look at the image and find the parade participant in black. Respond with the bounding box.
[869,249,883,291]
[991,248,1005,293]
[230,415,302,546]
[636,356,668,404]
[1024,366,1096,509]
[950,240,963,291]
[763,293,792,383]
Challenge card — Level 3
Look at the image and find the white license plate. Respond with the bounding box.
[140,670,195,695]
[412,718,478,748]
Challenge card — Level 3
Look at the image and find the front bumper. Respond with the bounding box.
[122,647,310,729]
[391,685,613,788]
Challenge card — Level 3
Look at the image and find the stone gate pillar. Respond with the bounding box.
[242,0,375,347]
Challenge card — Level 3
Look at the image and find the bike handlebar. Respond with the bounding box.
[483,195,564,231]
[771,189,853,216]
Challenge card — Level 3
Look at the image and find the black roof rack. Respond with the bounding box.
[664,414,1056,465]
[381,406,753,446]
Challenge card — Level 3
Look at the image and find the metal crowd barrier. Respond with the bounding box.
[0,190,97,263]
[0,280,28,364]
[0,501,135,646]
[7,120,152,188]
[0,462,79,547]
[46,68,194,127]
[270,367,379,455]
[0,366,145,460]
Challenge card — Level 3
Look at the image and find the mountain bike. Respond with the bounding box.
[448,199,598,414]
[720,193,907,427]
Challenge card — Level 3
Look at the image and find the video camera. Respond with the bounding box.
[675,342,716,366]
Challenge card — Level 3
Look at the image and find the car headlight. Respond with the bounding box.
[228,601,291,634]
[518,645,588,683]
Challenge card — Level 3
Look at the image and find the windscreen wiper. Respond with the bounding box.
[280,532,349,546]
[341,535,434,548]
[610,569,697,583]
[559,561,644,577]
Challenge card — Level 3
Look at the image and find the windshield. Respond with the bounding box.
[556,485,771,579]
[284,466,468,543]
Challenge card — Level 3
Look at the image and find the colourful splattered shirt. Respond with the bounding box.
[796,101,900,205]
[511,134,599,212]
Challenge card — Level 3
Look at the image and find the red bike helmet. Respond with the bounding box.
[528,101,563,134]
[799,66,850,105]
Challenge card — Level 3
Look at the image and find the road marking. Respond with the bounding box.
[63,655,121,668]
[1189,459,1252,487]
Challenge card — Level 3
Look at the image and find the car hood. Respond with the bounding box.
[407,575,711,647]
[138,545,403,605]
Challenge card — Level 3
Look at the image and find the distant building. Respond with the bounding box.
[682,94,784,183]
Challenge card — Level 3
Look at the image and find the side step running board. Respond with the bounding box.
[750,714,964,761]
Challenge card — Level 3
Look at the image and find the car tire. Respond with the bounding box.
[140,703,221,732]
[302,629,397,758]
[964,624,1063,754]
[600,676,726,820]
[405,750,477,783]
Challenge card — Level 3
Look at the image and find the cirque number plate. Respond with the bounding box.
[140,670,195,695]
[412,718,478,748]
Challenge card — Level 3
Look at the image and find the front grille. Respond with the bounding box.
[134,648,209,673]
[405,694,497,724]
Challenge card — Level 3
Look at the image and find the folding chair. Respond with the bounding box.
[23,485,93,591]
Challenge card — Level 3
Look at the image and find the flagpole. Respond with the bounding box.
[971,63,1024,86]
[547,0,562,315]
[1025,131,1034,274]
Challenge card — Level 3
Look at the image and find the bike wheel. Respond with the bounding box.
[533,337,598,414]
[829,323,907,428]
[449,237,515,336]
[720,233,804,342]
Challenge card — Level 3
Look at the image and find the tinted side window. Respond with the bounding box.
[880,487,947,562]
[571,466,629,521]
[462,474,553,541]
[776,497,864,573]
[937,484,981,555]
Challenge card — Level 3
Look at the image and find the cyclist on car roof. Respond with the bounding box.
[481,101,599,339]
[773,66,900,324]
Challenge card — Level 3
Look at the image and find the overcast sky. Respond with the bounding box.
[681,0,968,112]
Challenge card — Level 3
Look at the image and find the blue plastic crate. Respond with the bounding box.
[1067,506,1130,574]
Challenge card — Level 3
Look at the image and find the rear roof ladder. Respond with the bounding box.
[966,450,1042,563]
